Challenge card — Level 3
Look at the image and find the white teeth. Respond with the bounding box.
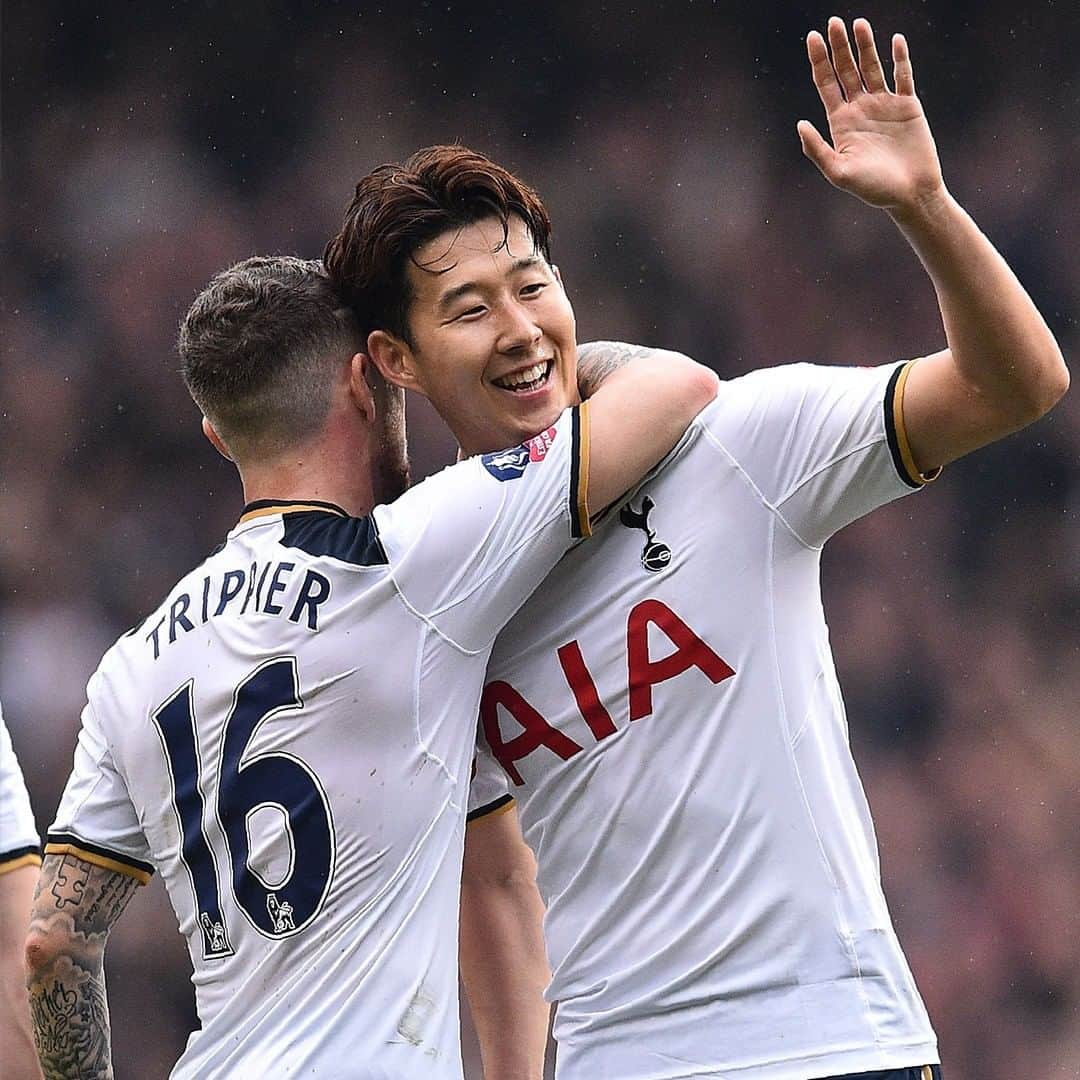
[496,362,549,389]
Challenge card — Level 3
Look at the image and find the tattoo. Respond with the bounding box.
[576,341,659,398]
[26,855,139,1079]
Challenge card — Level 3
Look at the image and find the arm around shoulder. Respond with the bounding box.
[584,347,718,511]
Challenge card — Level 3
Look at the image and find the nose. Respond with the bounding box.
[497,300,542,354]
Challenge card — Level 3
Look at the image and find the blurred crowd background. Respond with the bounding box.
[2,2,1077,1078]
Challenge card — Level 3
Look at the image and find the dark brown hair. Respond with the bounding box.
[179,255,361,459]
[324,145,553,345]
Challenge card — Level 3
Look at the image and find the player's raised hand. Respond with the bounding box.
[797,17,944,214]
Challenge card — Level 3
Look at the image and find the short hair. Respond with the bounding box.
[178,256,362,459]
[324,145,553,345]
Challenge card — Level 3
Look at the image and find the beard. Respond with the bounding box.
[371,384,411,504]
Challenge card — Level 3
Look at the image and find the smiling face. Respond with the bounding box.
[370,214,579,456]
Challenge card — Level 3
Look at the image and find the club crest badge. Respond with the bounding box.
[620,495,672,573]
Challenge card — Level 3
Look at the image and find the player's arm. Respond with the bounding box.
[584,344,717,510]
[1,863,43,1079]
[24,854,140,1080]
[460,805,550,1080]
[799,17,1068,475]
[577,340,699,400]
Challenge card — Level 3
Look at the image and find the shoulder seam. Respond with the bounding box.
[697,424,822,551]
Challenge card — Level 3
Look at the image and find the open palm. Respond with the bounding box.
[798,17,944,212]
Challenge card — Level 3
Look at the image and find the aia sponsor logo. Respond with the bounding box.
[481,599,735,784]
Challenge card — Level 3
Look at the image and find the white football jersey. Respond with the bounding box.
[471,363,940,1080]
[1,704,41,875]
[48,406,589,1079]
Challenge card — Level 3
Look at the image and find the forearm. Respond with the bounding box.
[27,947,112,1079]
[460,878,550,1079]
[891,188,1067,418]
[24,856,139,1080]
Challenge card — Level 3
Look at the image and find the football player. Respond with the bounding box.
[23,256,716,1077]
[325,17,1068,1080]
[0,705,42,1080]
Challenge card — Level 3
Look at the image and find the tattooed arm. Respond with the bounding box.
[577,341,700,399]
[24,855,140,1080]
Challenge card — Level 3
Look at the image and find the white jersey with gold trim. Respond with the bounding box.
[49,406,589,1079]
[0,704,40,875]
[471,363,940,1080]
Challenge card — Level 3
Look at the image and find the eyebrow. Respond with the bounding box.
[436,256,545,313]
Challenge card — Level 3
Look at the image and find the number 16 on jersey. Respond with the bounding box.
[152,657,335,959]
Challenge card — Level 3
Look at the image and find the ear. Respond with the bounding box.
[202,416,233,461]
[367,330,427,397]
[347,352,378,424]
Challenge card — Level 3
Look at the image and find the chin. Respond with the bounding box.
[519,400,566,436]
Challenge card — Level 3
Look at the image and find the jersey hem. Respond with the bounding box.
[0,847,41,874]
[885,360,943,487]
[552,1038,940,1080]
[45,833,154,884]
[570,403,591,539]
[467,793,515,823]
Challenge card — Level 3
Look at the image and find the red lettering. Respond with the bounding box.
[480,681,584,785]
[626,599,734,721]
[557,641,617,740]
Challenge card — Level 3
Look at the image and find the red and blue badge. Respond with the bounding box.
[482,425,559,481]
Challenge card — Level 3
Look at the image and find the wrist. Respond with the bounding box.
[887,182,955,232]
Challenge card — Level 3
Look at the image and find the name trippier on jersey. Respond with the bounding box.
[142,559,332,660]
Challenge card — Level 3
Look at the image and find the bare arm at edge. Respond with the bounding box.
[461,806,550,1080]
[1,864,43,1079]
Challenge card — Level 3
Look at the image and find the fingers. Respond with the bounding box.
[827,16,864,100]
[892,32,915,95]
[853,18,887,92]
[810,17,900,104]
[806,30,846,113]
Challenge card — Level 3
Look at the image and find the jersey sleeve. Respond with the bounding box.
[467,741,514,823]
[0,706,41,874]
[373,404,590,652]
[46,675,154,885]
[700,359,937,548]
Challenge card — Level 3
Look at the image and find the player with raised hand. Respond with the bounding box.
[1,706,42,1080]
[23,253,715,1078]
[388,16,1062,1080]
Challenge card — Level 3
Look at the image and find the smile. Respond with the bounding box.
[492,360,553,394]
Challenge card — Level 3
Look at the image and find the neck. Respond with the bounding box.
[237,433,377,519]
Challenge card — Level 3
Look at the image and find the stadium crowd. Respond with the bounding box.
[2,3,1076,1077]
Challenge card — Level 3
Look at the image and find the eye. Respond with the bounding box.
[521,282,547,298]
[454,305,487,321]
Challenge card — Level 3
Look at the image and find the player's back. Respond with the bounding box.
[75,507,474,1075]
[47,405,590,1080]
